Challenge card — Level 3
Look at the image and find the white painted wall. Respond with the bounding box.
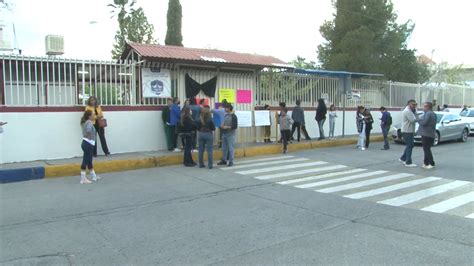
[0,109,404,164]
[0,111,165,164]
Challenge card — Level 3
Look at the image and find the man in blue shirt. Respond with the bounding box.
[379,106,392,150]
[170,97,182,152]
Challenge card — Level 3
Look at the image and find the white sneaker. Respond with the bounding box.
[360,147,366,151]
[80,178,92,184]
[192,149,198,153]
[422,164,434,170]
[174,148,181,152]
[404,163,417,168]
[92,175,100,182]
[399,159,405,163]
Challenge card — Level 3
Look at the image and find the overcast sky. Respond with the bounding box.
[1,0,472,65]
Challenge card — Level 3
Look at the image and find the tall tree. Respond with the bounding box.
[290,56,319,69]
[318,0,427,83]
[165,0,183,46]
[109,0,156,59]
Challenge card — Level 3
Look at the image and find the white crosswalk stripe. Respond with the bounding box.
[235,161,327,175]
[222,155,474,219]
[378,181,470,207]
[256,165,346,180]
[344,177,442,199]
[232,155,295,165]
[221,158,308,171]
[316,173,414,193]
[296,170,387,189]
[279,169,366,185]
[421,191,474,213]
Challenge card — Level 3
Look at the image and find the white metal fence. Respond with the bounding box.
[1,55,473,108]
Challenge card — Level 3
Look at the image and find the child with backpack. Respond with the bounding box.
[380,106,392,150]
[279,108,293,154]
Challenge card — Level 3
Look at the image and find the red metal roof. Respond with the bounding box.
[124,43,289,68]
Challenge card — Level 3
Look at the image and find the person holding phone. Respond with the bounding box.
[85,96,110,157]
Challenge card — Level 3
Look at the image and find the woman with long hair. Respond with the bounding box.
[364,109,374,149]
[180,107,197,167]
[80,110,99,184]
[85,96,110,157]
[356,106,366,150]
[315,98,327,140]
[328,104,337,140]
[197,106,216,169]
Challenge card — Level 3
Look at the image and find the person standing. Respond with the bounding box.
[189,97,202,152]
[217,104,238,167]
[85,96,110,157]
[162,98,174,151]
[399,99,419,167]
[80,110,99,184]
[170,97,182,152]
[213,100,227,148]
[263,104,272,143]
[328,104,337,140]
[197,107,215,169]
[315,98,327,140]
[356,106,366,150]
[279,108,293,154]
[277,102,286,143]
[418,102,437,169]
[379,106,392,150]
[179,107,196,167]
[291,100,304,142]
[364,109,374,149]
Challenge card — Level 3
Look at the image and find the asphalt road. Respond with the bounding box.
[1,139,473,265]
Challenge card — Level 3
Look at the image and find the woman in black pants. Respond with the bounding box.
[364,109,374,149]
[180,107,197,167]
[85,96,110,156]
[315,98,327,140]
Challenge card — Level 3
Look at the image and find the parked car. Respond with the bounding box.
[391,111,470,146]
[459,108,474,135]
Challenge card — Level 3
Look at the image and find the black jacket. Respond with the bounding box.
[315,106,327,122]
[179,116,196,133]
[198,119,216,132]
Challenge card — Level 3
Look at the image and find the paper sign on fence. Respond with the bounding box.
[235,111,252,127]
[219,88,236,103]
[237,90,252,104]
[254,111,271,126]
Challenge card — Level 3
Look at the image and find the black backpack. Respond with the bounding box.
[387,112,393,126]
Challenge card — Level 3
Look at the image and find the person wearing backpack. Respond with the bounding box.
[380,106,392,150]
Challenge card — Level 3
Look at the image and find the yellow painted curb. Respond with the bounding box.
[44,135,387,178]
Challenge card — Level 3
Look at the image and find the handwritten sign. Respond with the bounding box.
[237,90,252,104]
[235,111,252,127]
[254,111,271,126]
[219,88,236,103]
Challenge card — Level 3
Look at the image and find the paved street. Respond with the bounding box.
[1,140,473,265]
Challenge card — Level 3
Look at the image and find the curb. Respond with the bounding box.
[1,136,385,183]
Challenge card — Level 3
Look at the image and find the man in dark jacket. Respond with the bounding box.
[418,102,437,169]
[162,98,174,151]
[291,100,304,142]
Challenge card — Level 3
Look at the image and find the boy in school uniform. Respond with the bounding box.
[279,108,293,154]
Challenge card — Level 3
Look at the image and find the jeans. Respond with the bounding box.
[94,123,110,156]
[302,125,311,140]
[381,126,390,149]
[170,125,177,149]
[329,119,335,138]
[221,133,235,163]
[291,122,302,141]
[264,125,271,142]
[357,128,366,148]
[400,133,415,164]
[81,140,94,170]
[421,136,435,166]
[281,130,290,151]
[317,119,326,139]
[164,124,173,150]
[365,128,372,148]
[198,132,214,167]
[183,134,194,166]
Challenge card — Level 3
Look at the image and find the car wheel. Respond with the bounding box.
[459,128,469,142]
[433,131,440,146]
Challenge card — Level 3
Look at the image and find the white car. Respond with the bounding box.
[459,108,474,135]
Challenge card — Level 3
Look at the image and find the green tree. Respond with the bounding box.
[109,0,156,59]
[290,56,319,69]
[165,0,183,46]
[318,0,427,83]
[431,62,466,86]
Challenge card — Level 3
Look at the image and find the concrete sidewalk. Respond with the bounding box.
[0,135,384,183]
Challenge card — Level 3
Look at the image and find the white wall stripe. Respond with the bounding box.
[257,165,347,180]
[298,170,388,189]
[279,168,366,185]
[235,161,328,175]
[421,191,474,213]
[221,158,308,171]
[235,156,295,165]
[344,177,442,199]
[316,173,414,193]
[465,213,474,219]
[378,180,470,207]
